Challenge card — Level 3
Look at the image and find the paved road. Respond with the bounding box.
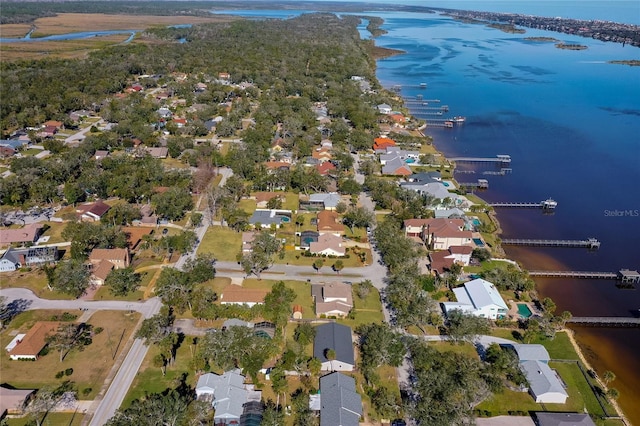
[0,288,161,318]
[65,120,105,144]
[0,288,162,426]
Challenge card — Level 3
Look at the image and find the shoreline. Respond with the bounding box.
[406,101,628,423]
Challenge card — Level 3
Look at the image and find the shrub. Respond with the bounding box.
[65,368,74,376]
[94,327,104,334]
[55,371,64,379]
[82,388,92,396]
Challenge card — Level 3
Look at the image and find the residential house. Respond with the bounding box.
[263,161,291,172]
[306,193,343,211]
[389,113,407,125]
[378,146,419,166]
[316,161,337,176]
[377,104,392,114]
[381,157,412,176]
[253,192,282,209]
[220,285,269,308]
[0,145,15,157]
[434,207,466,219]
[312,147,332,163]
[317,210,345,237]
[520,360,568,404]
[248,209,292,229]
[318,372,363,426]
[408,171,442,183]
[534,412,596,426]
[314,323,355,372]
[373,137,396,151]
[94,150,109,160]
[173,118,187,128]
[428,245,473,276]
[309,233,345,257]
[195,369,263,425]
[0,223,44,247]
[0,386,36,418]
[88,248,130,286]
[400,181,452,201]
[135,203,158,227]
[312,282,353,318]
[403,218,473,250]
[8,321,60,360]
[441,278,508,320]
[43,120,63,130]
[0,247,58,272]
[76,200,111,222]
[143,147,169,159]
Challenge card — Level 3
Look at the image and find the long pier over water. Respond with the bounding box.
[450,155,511,165]
[502,238,601,249]
[491,199,557,210]
[567,317,640,327]
[529,271,618,279]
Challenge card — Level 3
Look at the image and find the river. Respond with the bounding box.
[369,10,640,424]
[215,5,639,422]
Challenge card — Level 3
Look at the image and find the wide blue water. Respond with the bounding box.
[215,7,640,421]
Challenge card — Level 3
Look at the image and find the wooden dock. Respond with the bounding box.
[458,179,489,189]
[501,238,601,249]
[567,317,640,327]
[490,199,557,209]
[450,155,511,165]
[529,271,618,279]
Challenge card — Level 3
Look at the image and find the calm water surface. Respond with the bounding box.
[371,11,640,423]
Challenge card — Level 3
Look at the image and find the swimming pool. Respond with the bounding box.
[517,303,533,318]
[405,158,416,163]
[472,218,481,226]
[473,238,485,247]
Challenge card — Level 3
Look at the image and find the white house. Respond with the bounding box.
[377,103,392,114]
[442,278,508,320]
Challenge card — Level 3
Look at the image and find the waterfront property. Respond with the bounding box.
[404,218,474,250]
[441,278,508,320]
[517,303,533,319]
[534,412,596,426]
[506,344,568,404]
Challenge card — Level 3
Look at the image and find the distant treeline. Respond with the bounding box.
[0,1,436,24]
[0,1,217,24]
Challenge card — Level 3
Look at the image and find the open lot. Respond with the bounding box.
[0,269,76,300]
[0,310,140,399]
[1,13,235,38]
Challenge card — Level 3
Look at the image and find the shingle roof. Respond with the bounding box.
[520,360,567,400]
[221,286,269,304]
[512,344,550,362]
[8,321,60,358]
[535,412,596,426]
[314,323,354,365]
[319,372,362,426]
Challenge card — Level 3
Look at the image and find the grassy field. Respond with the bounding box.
[1,310,140,399]
[339,286,384,328]
[122,337,198,408]
[242,278,316,320]
[1,13,234,37]
[0,269,77,300]
[0,34,133,61]
[6,412,85,426]
[197,226,242,261]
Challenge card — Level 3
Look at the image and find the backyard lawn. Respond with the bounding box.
[197,226,242,261]
[0,269,76,300]
[0,310,140,400]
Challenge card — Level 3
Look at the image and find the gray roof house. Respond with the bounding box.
[319,372,363,426]
[377,103,392,114]
[314,323,355,372]
[505,343,567,404]
[308,193,343,210]
[195,369,262,425]
[248,209,292,228]
[520,360,568,404]
[534,412,596,426]
[381,157,412,176]
[511,344,550,363]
